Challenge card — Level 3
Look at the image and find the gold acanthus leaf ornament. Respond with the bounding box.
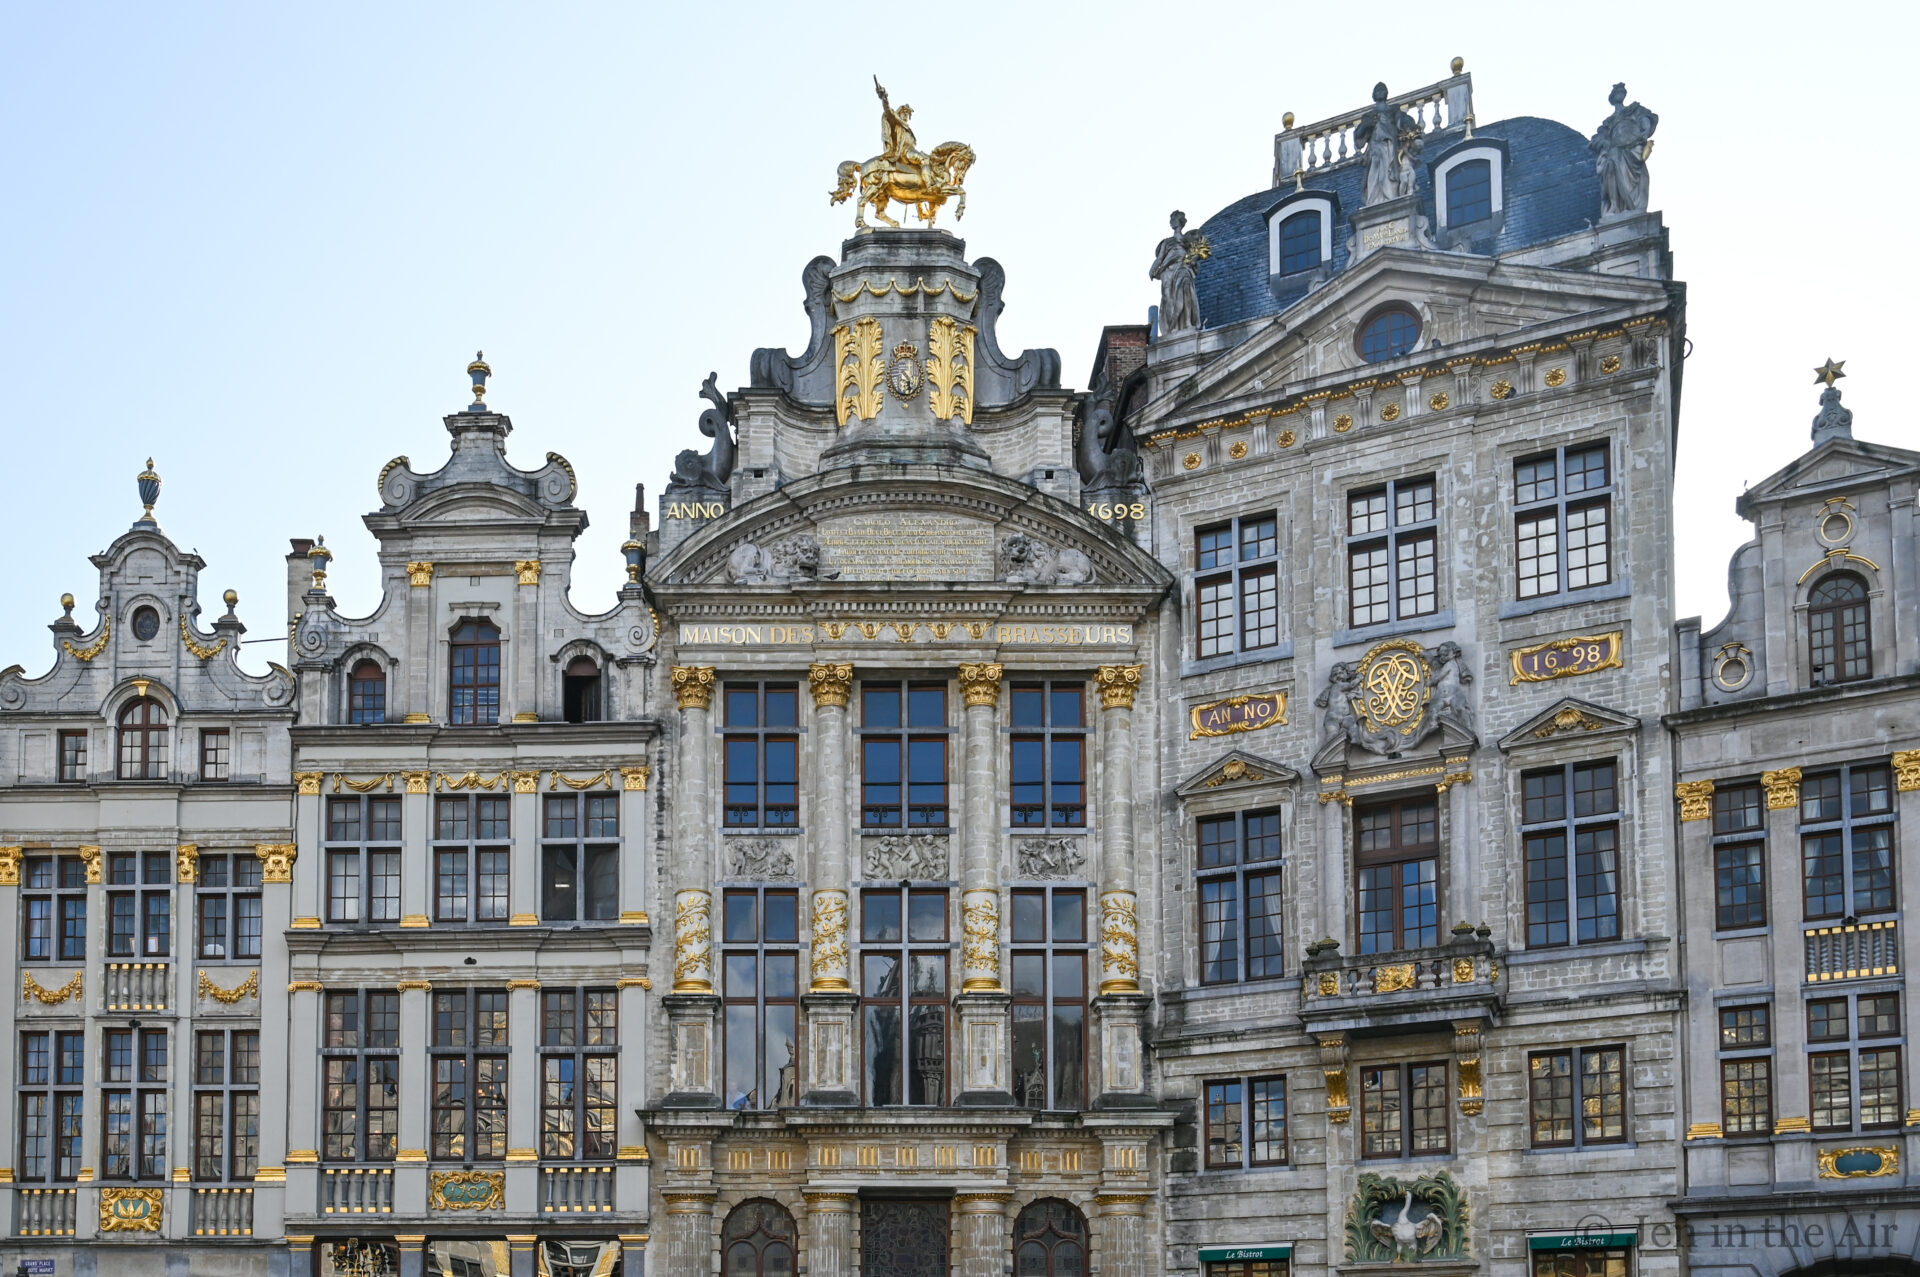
[834,317,886,425]
[927,316,977,424]
[63,617,111,662]
[180,617,228,660]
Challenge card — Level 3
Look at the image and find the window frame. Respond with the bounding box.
[1010,886,1089,1112]
[1808,990,1904,1133]
[321,988,401,1163]
[1356,304,1421,364]
[448,619,502,727]
[430,989,510,1163]
[1195,809,1285,985]
[18,1029,85,1183]
[1808,573,1872,686]
[57,730,88,783]
[195,851,263,961]
[1354,794,1440,954]
[1345,475,1439,629]
[1203,1075,1289,1169]
[860,885,950,1107]
[1526,1044,1628,1149]
[723,683,801,829]
[539,987,618,1161]
[22,854,88,963]
[347,659,387,725]
[539,792,619,923]
[1711,783,1767,931]
[106,851,172,958]
[116,698,169,781]
[324,795,404,926]
[101,1027,169,1181]
[1513,441,1614,601]
[1192,513,1282,660]
[721,887,802,1111]
[859,681,952,829]
[1359,1060,1450,1159]
[1010,682,1087,829]
[1519,761,1623,950]
[199,727,231,782]
[1717,1003,1772,1138]
[1799,763,1897,921]
[193,1028,261,1182]
[434,794,513,926]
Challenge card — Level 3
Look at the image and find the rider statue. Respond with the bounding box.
[876,77,936,192]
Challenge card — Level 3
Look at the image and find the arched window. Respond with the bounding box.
[564,656,602,724]
[1809,573,1871,685]
[348,660,387,725]
[1357,305,1421,364]
[118,699,169,780]
[1277,210,1322,275]
[1015,1199,1088,1277]
[450,620,502,726]
[722,1198,796,1277]
[1444,157,1492,225]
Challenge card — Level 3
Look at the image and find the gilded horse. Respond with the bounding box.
[829,142,976,230]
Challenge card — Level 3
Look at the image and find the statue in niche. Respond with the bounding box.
[1353,83,1422,206]
[1589,83,1658,218]
[1001,532,1094,587]
[1150,211,1209,336]
[666,373,735,501]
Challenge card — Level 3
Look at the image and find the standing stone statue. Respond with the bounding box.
[1353,83,1421,206]
[1589,83,1658,218]
[1150,210,1209,336]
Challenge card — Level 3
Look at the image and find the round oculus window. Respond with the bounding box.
[1358,306,1421,363]
[131,606,160,641]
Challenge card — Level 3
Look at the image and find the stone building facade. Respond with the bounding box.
[1669,381,1920,1277]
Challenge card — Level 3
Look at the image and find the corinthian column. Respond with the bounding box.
[1093,664,1148,1105]
[954,663,1012,1104]
[803,663,859,1105]
[803,1191,856,1277]
[670,666,717,994]
[954,1193,1012,1277]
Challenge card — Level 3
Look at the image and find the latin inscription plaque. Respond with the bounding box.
[814,513,995,582]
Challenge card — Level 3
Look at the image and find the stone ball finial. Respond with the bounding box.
[1283,111,1295,129]
[60,593,75,614]
[1451,56,1464,75]
[223,589,239,610]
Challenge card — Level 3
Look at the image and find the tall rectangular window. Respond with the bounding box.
[722,888,800,1110]
[197,852,263,961]
[724,683,799,827]
[57,731,87,783]
[1010,887,1087,1111]
[541,794,618,922]
[325,796,403,925]
[1355,796,1439,953]
[1514,441,1612,600]
[107,851,172,958]
[1801,763,1896,920]
[194,1029,260,1181]
[1205,1076,1288,1169]
[1346,477,1438,628]
[1521,761,1621,948]
[1712,782,1767,930]
[102,1028,168,1180]
[23,854,88,962]
[861,887,948,1106]
[199,728,230,782]
[861,682,950,828]
[18,1030,84,1182]
[1808,992,1902,1132]
[1718,1005,1772,1136]
[1361,1062,1448,1158]
[1196,810,1284,983]
[1194,513,1281,658]
[431,990,509,1162]
[435,795,512,924]
[322,989,400,1162]
[1010,682,1085,828]
[1527,1045,1626,1147]
[449,619,502,726]
[540,988,618,1160]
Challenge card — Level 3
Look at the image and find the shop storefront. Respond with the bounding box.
[1197,1244,1290,1277]
[1527,1231,1637,1277]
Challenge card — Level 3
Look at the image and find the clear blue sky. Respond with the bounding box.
[2,2,1912,674]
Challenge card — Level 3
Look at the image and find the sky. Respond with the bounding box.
[1,2,1913,676]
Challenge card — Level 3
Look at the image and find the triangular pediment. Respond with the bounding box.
[1175,748,1300,798]
[1739,436,1920,512]
[1498,697,1640,752]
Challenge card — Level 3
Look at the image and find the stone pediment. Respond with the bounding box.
[1175,749,1299,798]
[1736,436,1920,515]
[373,414,580,520]
[1497,696,1640,752]
[651,464,1172,595]
[1135,250,1669,433]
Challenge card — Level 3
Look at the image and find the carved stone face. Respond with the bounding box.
[1610,83,1627,107]
[790,540,819,571]
[1004,535,1036,567]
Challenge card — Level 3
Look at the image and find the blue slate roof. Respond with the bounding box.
[1193,116,1605,330]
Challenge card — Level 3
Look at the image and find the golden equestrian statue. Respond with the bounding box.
[830,78,976,230]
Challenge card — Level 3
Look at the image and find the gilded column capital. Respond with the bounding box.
[620,765,651,791]
[513,559,541,586]
[0,846,21,887]
[1893,750,1920,792]
[953,1192,1013,1214]
[255,843,297,884]
[407,561,434,588]
[176,844,199,884]
[803,1191,859,1211]
[294,771,324,797]
[957,663,1004,708]
[809,662,854,709]
[402,770,431,795]
[672,665,717,711]
[78,845,102,884]
[1763,767,1803,810]
[1095,664,1143,710]
[1675,779,1715,823]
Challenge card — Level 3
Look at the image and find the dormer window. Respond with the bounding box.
[348,660,387,725]
[1267,196,1334,278]
[1809,573,1871,685]
[563,657,602,724]
[1433,144,1505,229]
[117,700,168,781]
[450,620,501,726]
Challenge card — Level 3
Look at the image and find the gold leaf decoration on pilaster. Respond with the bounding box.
[78,845,101,884]
[1096,664,1143,711]
[672,665,716,711]
[23,971,83,1005]
[927,316,977,424]
[1763,767,1802,811]
[957,663,1004,708]
[809,662,854,709]
[1453,1020,1484,1116]
[255,843,297,884]
[548,770,612,791]
[834,317,885,426]
[1893,750,1920,792]
[294,771,324,797]
[176,844,198,884]
[514,560,541,586]
[1320,1033,1351,1123]
[407,562,434,588]
[0,846,21,886]
[198,970,259,1004]
[1675,780,1715,823]
[620,765,650,791]
[180,617,228,661]
[403,771,431,795]
[511,770,540,794]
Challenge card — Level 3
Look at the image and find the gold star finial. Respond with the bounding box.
[1814,358,1846,387]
